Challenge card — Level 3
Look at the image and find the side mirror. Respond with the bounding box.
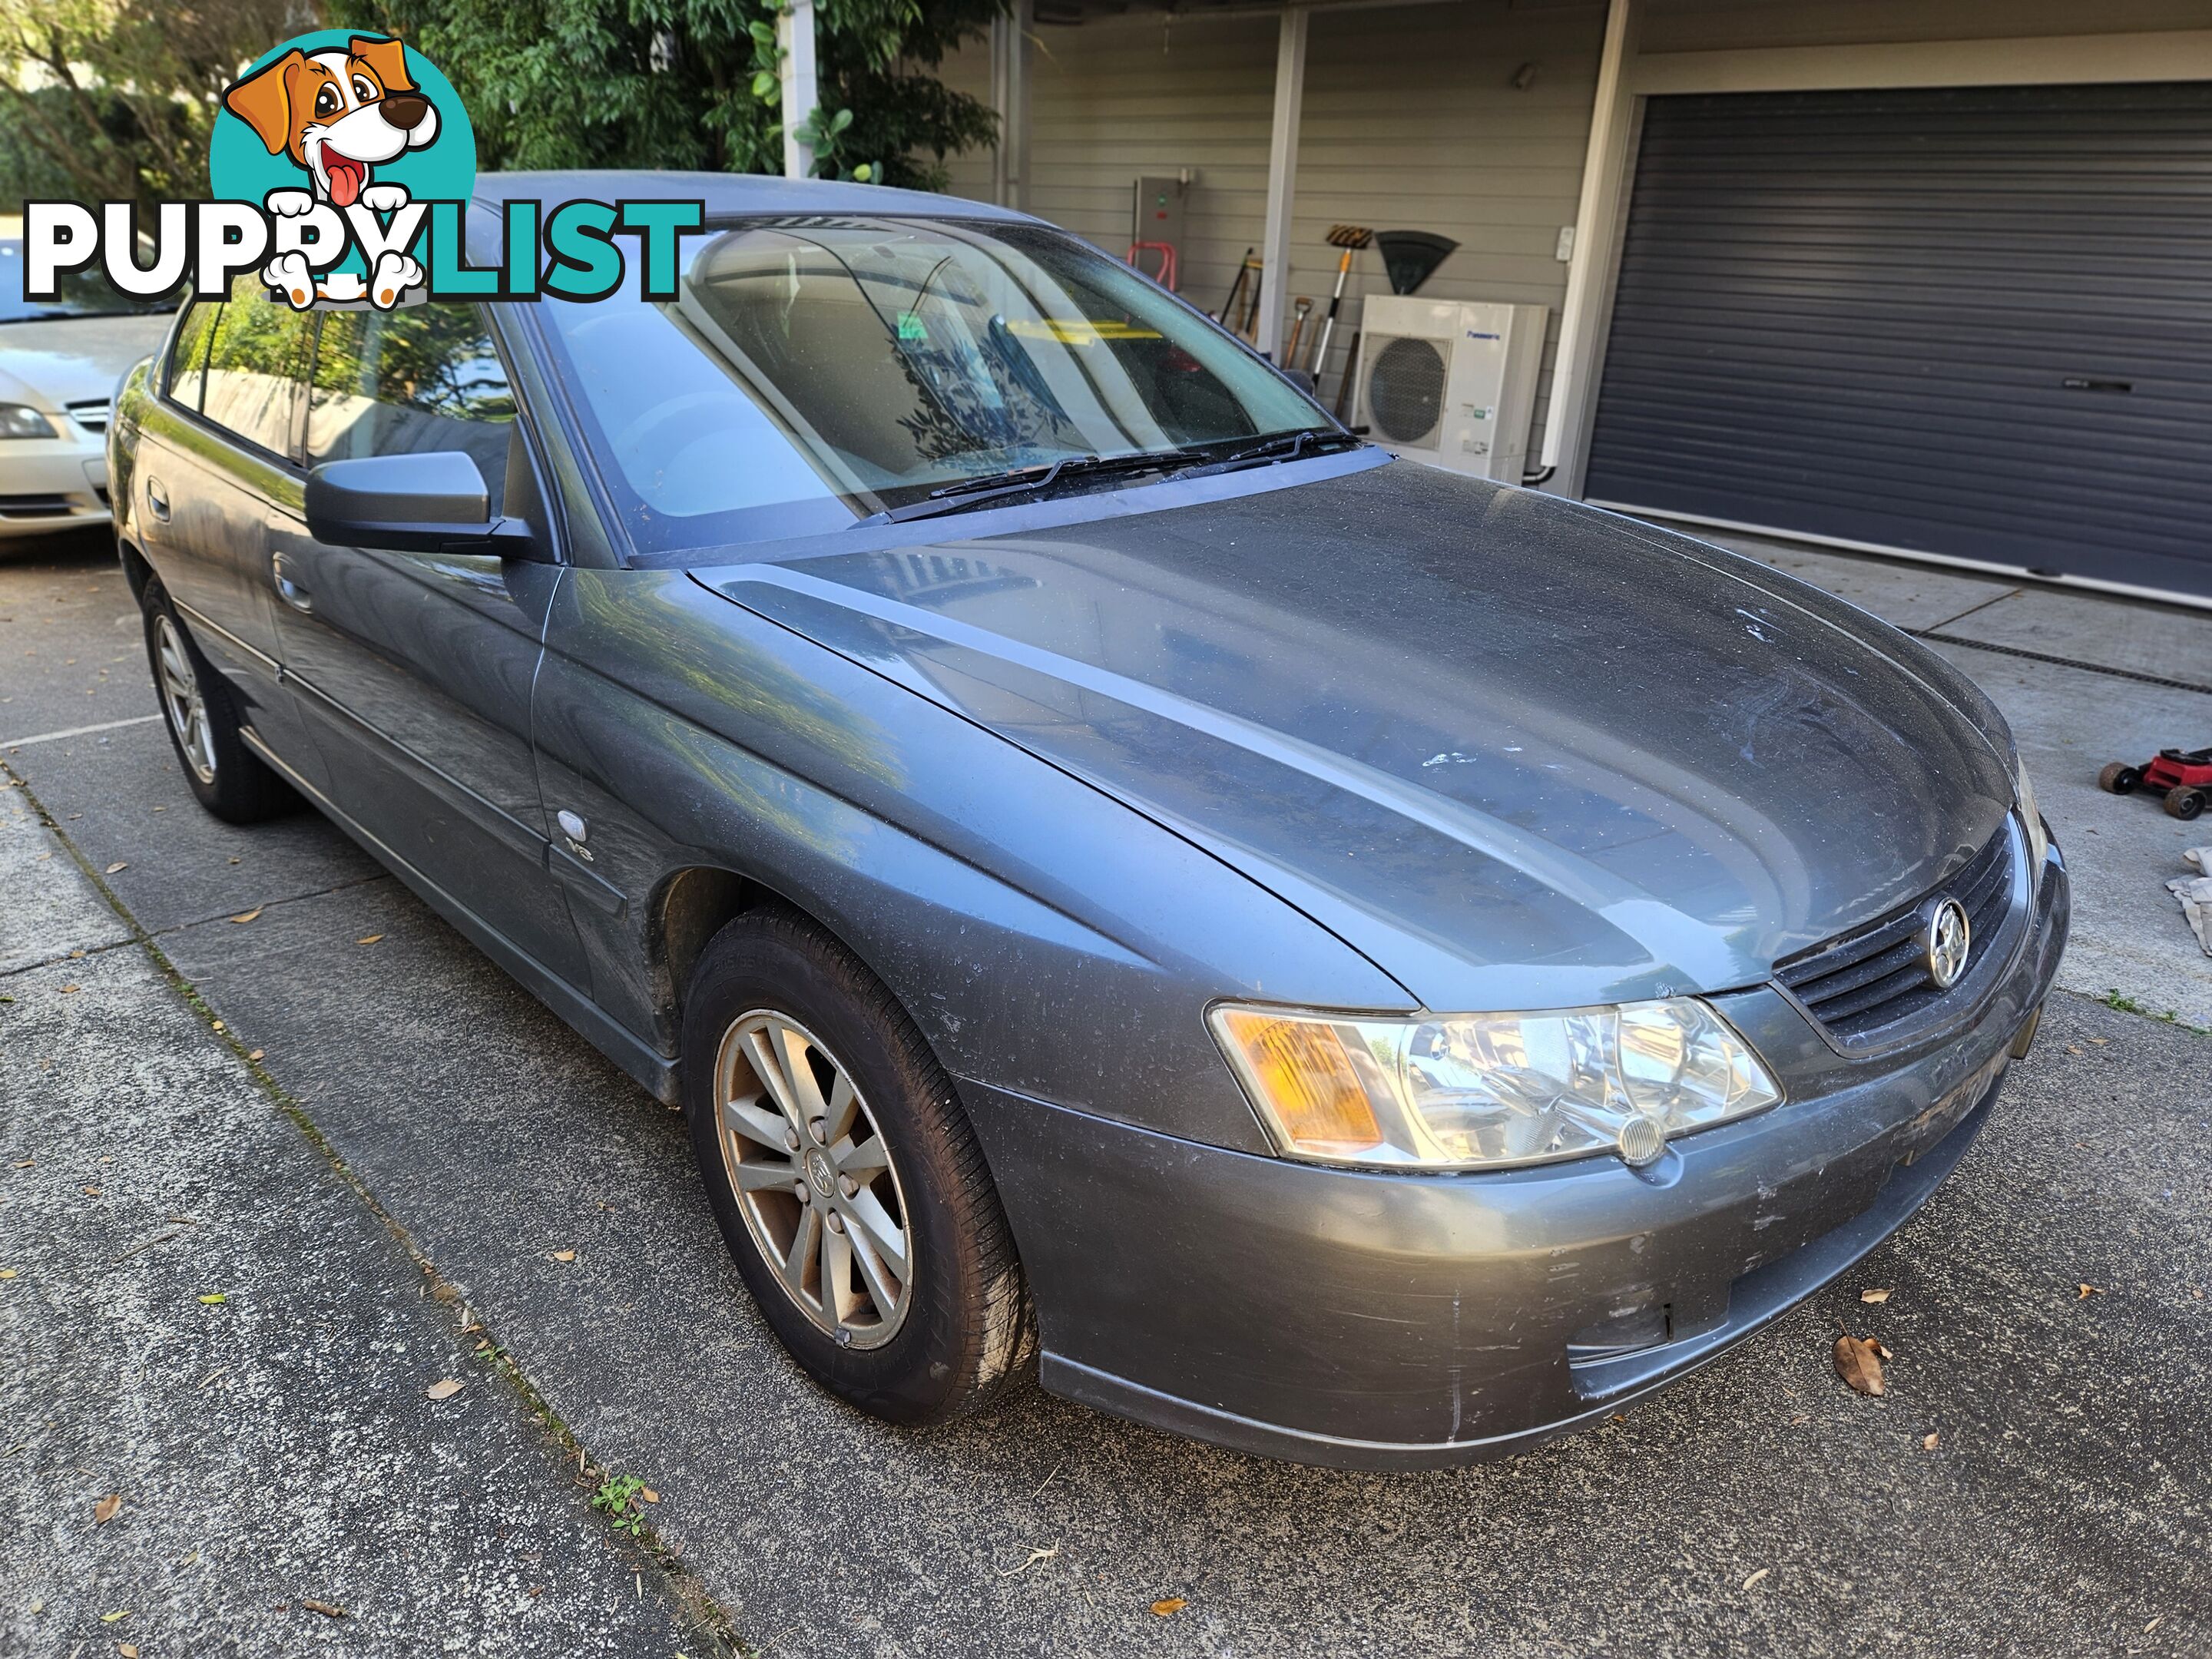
[304,452,534,556]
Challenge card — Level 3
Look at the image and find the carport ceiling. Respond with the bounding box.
[1032,0,1491,25]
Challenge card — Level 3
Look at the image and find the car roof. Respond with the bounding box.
[469,171,1037,225]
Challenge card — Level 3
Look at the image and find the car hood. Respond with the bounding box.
[0,314,172,409]
[700,460,2015,1012]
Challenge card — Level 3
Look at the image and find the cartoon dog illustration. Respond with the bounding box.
[222,37,437,308]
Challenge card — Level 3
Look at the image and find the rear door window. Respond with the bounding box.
[307,304,517,515]
[197,278,315,456]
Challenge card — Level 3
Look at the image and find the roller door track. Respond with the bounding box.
[1584,83,2212,602]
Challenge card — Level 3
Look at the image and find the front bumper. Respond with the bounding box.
[962,843,2068,1471]
[0,442,112,536]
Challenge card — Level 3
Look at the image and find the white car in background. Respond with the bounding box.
[0,237,174,540]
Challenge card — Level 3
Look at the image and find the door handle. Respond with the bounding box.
[271,552,313,613]
[146,477,170,521]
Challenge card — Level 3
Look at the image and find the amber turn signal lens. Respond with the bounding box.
[1214,1008,1383,1154]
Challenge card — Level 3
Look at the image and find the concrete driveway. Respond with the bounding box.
[5,528,2210,1658]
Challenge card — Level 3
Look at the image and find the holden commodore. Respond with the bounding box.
[107,173,2067,1469]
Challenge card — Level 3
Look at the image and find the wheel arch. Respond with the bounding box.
[648,863,759,1048]
[116,536,154,605]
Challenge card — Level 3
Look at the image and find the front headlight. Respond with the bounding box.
[1210,998,1780,1171]
[2015,754,2048,871]
[0,403,57,439]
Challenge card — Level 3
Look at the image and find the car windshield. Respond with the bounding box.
[537,216,1334,555]
[0,240,174,323]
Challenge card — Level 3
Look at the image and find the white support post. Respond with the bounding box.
[780,0,819,180]
[1541,0,1637,491]
[991,0,1035,210]
[1254,6,1308,363]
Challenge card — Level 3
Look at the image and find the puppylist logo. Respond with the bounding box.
[24,31,704,312]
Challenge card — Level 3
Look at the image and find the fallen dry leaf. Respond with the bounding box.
[101,1611,130,1623]
[1922,1431,1940,1450]
[210,1021,224,1031]
[94,1494,121,1525]
[2146,1616,2163,1634]
[227,907,263,924]
[426,1379,464,1401]
[0,1269,17,1280]
[247,1050,264,1061]
[11,1158,30,1168]
[1150,1598,1187,1618]
[998,1543,1057,1578]
[60,985,80,995]
[641,1487,660,1504]
[2078,1283,2101,1300]
[355,934,384,945]
[551,1250,577,1263]
[1834,1333,1886,1396]
[1742,1568,1771,1591]
[121,1645,140,1658]
[1859,1287,1892,1304]
[83,1186,101,1197]
[301,1599,347,1618]
[105,862,126,874]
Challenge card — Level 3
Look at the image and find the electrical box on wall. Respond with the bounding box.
[1351,296,1551,482]
[1130,175,1188,290]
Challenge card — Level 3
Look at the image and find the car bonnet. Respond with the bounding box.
[696,461,2015,1013]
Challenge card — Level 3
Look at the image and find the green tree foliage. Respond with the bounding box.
[0,0,306,205]
[333,0,1002,190]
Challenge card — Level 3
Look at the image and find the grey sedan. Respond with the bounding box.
[108,173,2067,1469]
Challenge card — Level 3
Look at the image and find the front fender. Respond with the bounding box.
[531,567,1416,1153]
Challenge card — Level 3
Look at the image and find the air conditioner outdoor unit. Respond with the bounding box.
[1350,296,1550,482]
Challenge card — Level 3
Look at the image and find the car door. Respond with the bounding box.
[267,300,587,987]
[131,279,329,786]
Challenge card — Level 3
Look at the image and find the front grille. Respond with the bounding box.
[0,493,79,518]
[1777,821,2018,1048]
[66,399,111,432]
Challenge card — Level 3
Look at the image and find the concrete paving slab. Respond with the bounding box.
[0,787,131,974]
[1936,588,2212,694]
[1645,518,2021,632]
[0,803,704,1657]
[14,720,386,937]
[0,536,148,744]
[1926,641,2212,1028]
[161,866,2212,1658]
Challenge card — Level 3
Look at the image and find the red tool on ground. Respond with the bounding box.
[2100,748,2212,820]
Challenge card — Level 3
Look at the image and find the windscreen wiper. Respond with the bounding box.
[1167,427,1361,480]
[866,447,1210,525]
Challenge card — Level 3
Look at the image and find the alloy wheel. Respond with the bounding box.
[154,614,216,784]
[713,1009,913,1349]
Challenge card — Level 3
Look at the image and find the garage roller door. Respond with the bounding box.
[1584,83,2212,601]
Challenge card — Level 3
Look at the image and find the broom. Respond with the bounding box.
[1309,224,1372,391]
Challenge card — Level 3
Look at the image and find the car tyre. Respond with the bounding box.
[2165,786,2205,822]
[681,906,1036,1426]
[140,580,297,823]
[2098,762,2138,796]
